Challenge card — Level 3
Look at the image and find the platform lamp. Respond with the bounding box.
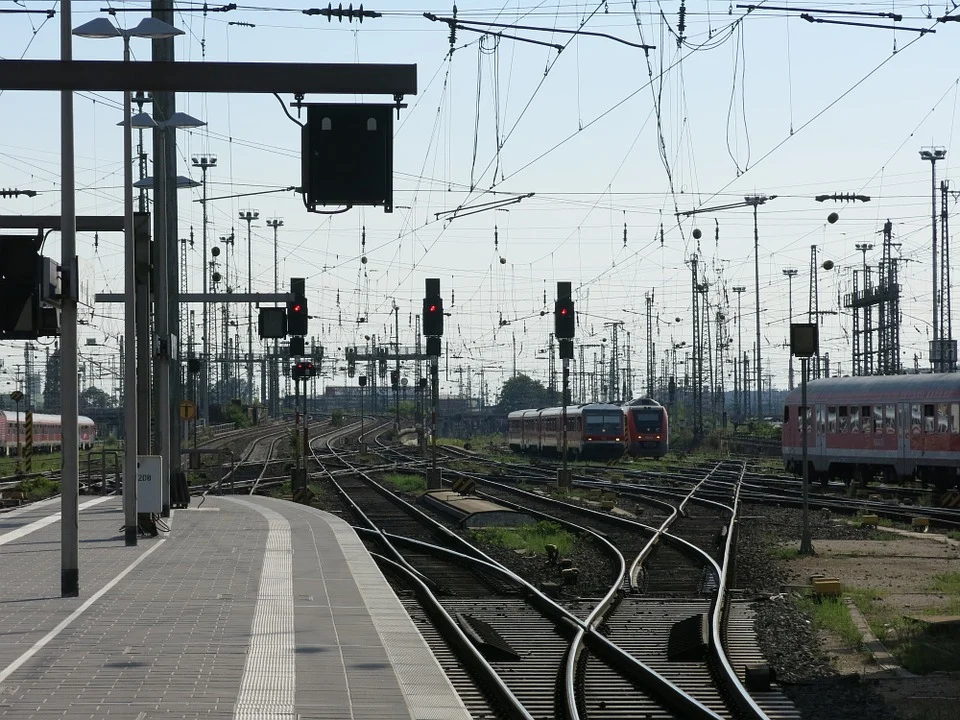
[791,322,819,556]
[73,15,184,547]
[130,111,203,517]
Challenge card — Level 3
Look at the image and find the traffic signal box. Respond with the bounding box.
[556,281,575,360]
[291,361,316,380]
[555,281,575,339]
[290,336,305,357]
[422,277,444,338]
[288,278,308,336]
[390,369,400,388]
[0,233,60,339]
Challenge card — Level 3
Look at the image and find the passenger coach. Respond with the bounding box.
[0,412,96,455]
[507,403,627,459]
[782,374,960,490]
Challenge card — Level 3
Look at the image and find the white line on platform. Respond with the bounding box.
[227,498,295,719]
[0,496,115,546]
[0,538,164,685]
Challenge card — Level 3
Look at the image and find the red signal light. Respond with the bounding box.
[429,304,438,313]
[292,303,303,313]
[560,307,568,315]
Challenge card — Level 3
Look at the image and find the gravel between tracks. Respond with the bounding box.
[737,503,926,720]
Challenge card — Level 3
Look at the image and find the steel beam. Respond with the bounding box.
[0,61,417,95]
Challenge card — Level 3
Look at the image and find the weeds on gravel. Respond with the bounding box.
[470,521,575,555]
[381,473,426,493]
[15,475,59,500]
[929,571,960,596]
[770,546,801,560]
[795,594,863,648]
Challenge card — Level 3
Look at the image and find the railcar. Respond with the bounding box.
[781,374,960,491]
[0,411,97,455]
[507,403,627,459]
[622,398,669,457]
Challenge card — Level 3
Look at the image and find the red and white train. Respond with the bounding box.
[0,411,97,455]
[507,399,669,459]
[623,398,670,457]
[781,374,960,490]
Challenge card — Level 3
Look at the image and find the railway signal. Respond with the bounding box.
[422,277,444,338]
[555,281,575,340]
[287,277,308,336]
[291,361,316,380]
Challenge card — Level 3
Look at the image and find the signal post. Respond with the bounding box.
[556,282,575,488]
[423,278,444,489]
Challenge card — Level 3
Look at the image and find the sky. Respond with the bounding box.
[1,1,959,405]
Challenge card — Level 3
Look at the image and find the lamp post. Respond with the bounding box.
[192,154,217,421]
[732,286,746,417]
[73,15,184,547]
[266,218,283,416]
[239,209,259,406]
[920,147,947,371]
[782,270,798,390]
[131,113,202,517]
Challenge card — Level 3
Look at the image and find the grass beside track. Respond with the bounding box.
[469,520,575,555]
[381,473,427,493]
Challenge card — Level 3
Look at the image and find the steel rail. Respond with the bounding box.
[370,552,536,720]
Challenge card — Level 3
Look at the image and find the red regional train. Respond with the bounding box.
[781,374,960,491]
[622,398,670,457]
[508,403,627,459]
[0,411,96,455]
[508,400,670,459]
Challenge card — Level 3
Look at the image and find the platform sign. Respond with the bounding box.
[134,455,163,514]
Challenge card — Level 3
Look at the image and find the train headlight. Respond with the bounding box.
[656,435,661,440]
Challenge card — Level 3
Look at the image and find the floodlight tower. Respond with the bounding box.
[782,269,798,389]
[266,217,283,415]
[920,147,946,370]
[239,209,259,402]
[732,286,746,417]
[191,154,217,421]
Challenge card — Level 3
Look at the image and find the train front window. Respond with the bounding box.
[584,413,623,434]
[631,410,661,433]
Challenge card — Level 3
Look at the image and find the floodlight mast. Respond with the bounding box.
[678,195,776,418]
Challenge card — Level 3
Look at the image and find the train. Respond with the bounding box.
[781,374,960,491]
[507,399,669,459]
[0,411,97,456]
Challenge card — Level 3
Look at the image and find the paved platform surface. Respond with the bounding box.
[0,494,471,719]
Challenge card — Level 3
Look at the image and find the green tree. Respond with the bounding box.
[43,344,61,412]
[497,373,554,413]
[80,386,117,411]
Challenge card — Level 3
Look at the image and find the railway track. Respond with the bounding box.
[326,434,798,719]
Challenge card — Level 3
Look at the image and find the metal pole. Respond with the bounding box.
[562,357,569,481]
[239,210,258,405]
[155,128,171,517]
[431,358,438,474]
[121,35,138,547]
[800,356,813,555]
[60,0,81,595]
[753,202,763,418]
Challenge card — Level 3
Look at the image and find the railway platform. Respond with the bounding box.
[0,494,471,719]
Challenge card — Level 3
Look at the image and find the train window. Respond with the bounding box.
[911,404,922,434]
[923,405,935,434]
[827,406,836,434]
[631,409,662,432]
[862,406,872,433]
[952,404,960,434]
[817,405,825,435]
[838,406,848,433]
[849,405,860,433]
[937,404,950,433]
[783,406,789,425]
[584,413,623,434]
[885,404,896,433]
